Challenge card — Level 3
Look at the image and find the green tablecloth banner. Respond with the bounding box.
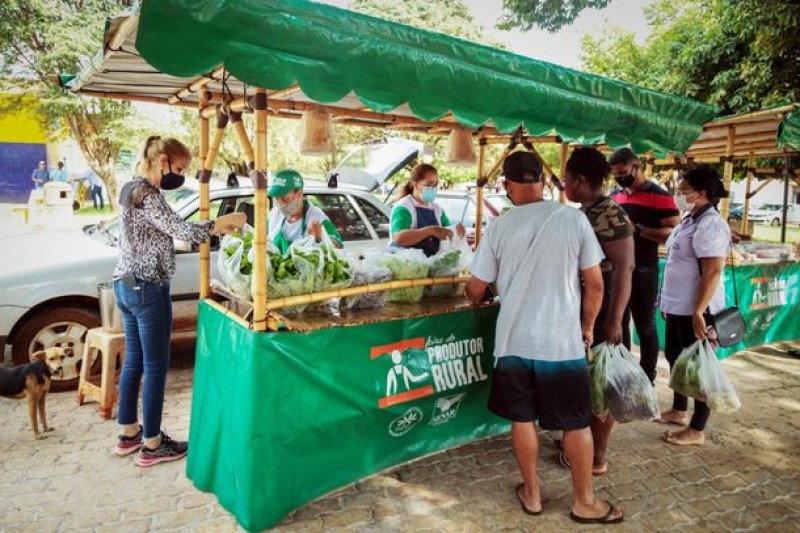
[187,302,508,531]
[642,261,800,358]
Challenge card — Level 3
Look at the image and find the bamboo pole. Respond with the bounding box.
[168,66,226,104]
[252,88,270,332]
[198,91,211,299]
[230,112,255,169]
[204,108,228,173]
[205,299,252,328]
[265,277,469,310]
[484,145,513,186]
[720,126,735,220]
[742,153,754,234]
[475,136,486,247]
[645,157,655,179]
[558,143,569,204]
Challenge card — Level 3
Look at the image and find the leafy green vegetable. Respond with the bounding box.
[382,254,429,303]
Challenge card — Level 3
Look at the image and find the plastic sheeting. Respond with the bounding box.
[136,0,717,156]
[187,301,508,531]
[777,109,800,151]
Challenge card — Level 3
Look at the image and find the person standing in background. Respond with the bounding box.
[609,148,679,384]
[50,161,68,182]
[84,169,105,209]
[31,160,49,189]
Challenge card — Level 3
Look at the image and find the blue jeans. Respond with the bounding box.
[91,185,103,209]
[114,278,172,440]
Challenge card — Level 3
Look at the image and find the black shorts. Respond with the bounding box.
[487,356,592,431]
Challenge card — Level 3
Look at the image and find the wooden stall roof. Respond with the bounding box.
[64,0,717,156]
[680,104,800,161]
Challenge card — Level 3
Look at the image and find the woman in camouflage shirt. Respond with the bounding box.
[563,147,635,477]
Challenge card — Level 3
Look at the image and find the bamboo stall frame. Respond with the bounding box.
[742,153,754,234]
[198,91,211,299]
[475,137,486,246]
[720,126,735,219]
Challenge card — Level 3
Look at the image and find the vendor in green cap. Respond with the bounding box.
[268,168,343,254]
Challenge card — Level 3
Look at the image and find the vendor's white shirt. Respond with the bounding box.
[470,201,604,361]
[269,203,329,243]
[660,208,730,316]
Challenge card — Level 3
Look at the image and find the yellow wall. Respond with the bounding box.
[0,95,48,144]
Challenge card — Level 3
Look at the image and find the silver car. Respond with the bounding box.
[0,179,391,390]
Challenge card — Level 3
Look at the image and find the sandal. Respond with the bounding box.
[662,429,704,446]
[515,483,541,516]
[570,500,624,524]
[557,452,608,476]
[654,409,689,426]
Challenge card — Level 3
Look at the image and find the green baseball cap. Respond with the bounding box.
[268,169,304,198]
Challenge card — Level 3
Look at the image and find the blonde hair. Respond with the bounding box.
[136,136,191,176]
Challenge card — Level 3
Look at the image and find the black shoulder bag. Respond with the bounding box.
[699,249,746,347]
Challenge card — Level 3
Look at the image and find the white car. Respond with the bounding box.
[0,179,393,390]
[747,203,800,226]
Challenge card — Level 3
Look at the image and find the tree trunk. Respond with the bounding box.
[64,109,120,210]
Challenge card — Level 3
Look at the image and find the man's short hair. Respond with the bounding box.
[503,151,542,183]
[608,147,639,166]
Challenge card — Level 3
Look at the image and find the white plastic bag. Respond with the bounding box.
[603,344,660,423]
[669,340,741,413]
[341,251,393,309]
[381,248,430,303]
[217,225,254,301]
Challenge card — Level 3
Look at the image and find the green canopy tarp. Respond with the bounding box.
[777,108,800,151]
[135,0,716,156]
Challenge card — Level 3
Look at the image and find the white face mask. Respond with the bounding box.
[675,194,695,213]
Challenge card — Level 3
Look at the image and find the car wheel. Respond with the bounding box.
[770,217,780,226]
[11,307,101,392]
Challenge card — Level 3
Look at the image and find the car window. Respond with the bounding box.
[185,200,224,222]
[307,193,372,241]
[437,196,478,228]
[354,196,389,238]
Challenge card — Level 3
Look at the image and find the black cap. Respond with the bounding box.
[503,151,542,183]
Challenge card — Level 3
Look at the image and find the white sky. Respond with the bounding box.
[320,0,651,69]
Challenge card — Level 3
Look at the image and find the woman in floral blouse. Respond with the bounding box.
[112,136,245,467]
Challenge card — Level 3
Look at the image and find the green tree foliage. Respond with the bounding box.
[0,0,140,206]
[498,0,611,32]
[580,0,799,114]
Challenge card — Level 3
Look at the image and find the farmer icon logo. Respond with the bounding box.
[371,338,435,409]
[430,393,466,426]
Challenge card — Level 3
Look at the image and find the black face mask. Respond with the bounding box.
[614,173,635,189]
[161,160,185,190]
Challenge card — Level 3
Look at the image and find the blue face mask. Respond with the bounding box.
[420,186,437,203]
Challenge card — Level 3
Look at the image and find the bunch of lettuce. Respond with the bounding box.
[382,250,429,303]
[425,250,461,298]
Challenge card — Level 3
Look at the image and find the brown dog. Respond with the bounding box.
[0,347,69,439]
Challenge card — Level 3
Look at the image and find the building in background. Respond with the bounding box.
[0,95,50,203]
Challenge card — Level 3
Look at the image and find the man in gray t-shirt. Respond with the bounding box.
[466,152,623,524]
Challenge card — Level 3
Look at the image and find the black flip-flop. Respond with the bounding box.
[558,451,571,469]
[515,483,541,516]
[570,500,624,525]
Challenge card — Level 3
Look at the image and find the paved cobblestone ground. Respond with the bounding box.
[1,342,799,532]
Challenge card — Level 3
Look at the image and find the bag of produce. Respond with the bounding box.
[425,246,461,299]
[588,343,612,421]
[218,225,254,301]
[341,251,393,309]
[603,344,660,423]
[382,248,430,303]
[670,340,741,413]
[260,239,316,314]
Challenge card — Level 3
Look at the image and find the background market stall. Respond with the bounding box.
[68,0,716,529]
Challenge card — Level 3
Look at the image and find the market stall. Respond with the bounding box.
[68,0,716,529]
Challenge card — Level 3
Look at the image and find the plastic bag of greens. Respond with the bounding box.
[316,231,355,294]
[603,344,660,423]
[217,224,254,301]
[425,240,462,299]
[382,248,430,303]
[588,342,612,421]
[341,251,392,309]
[669,340,705,402]
[256,239,315,314]
[697,340,741,413]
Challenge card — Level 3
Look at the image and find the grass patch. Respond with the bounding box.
[749,224,800,244]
